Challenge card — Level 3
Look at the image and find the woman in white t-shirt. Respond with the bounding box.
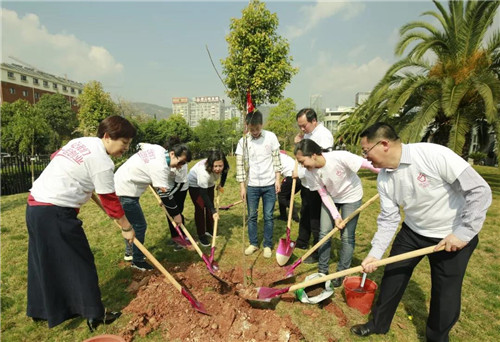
[188,150,229,246]
[114,140,191,270]
[26,116,136,331]
[294,139,379,287]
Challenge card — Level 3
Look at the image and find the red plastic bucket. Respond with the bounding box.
[343,276,377,314]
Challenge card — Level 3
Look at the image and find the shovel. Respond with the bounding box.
[257,244,446,300]
[148,186,231,288]
[219,199,243,210]
[279,194,380,282]
[90,193,208,315]
[353,273,368,293]
[276,160,299,266]
[208,188,220,268]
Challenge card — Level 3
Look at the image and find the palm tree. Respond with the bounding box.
[338,0,500,158]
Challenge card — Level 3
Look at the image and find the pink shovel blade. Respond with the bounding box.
[276,238,295,266]
[172,236,191,247]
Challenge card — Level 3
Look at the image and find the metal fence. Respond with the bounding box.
[1,155,51,196]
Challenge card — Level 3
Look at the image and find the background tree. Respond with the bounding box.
[338,0,500,159]
[221,0,298,112]
[188,117,240,157]
[0,100,50,154]
[77,80,118,136]
[35,93,78,151]
[265,97,297,151]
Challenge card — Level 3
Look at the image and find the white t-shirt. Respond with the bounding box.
[188,159,220,188]
[304,123,333,150]
[177,164,189,191]
[306,151,364,203]
[301,122,334,189]
[114,143,170,197]
[30,137,115,207]
[235,130,280,187]
[279,153,296,178]
[371,143,470,258]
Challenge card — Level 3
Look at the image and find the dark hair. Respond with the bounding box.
[296,108,317,123]
[97,115,136,139]
[360,122,400,142]
[164,136,192,162]
[205,150,229,174]
[294,139,323,157]
[245,110,263,126]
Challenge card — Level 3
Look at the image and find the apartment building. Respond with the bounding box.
[0,63,84,111]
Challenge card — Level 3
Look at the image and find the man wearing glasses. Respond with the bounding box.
[351,122,491,341]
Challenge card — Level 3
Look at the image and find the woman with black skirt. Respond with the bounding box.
[26,115,136,331]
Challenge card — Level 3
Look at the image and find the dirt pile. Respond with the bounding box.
[119,263,303,341]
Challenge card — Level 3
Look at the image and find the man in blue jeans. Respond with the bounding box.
[235,110,282,258]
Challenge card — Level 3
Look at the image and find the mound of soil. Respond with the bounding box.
[119,262,303,341]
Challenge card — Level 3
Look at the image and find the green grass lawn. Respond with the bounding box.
[1,158,499,341]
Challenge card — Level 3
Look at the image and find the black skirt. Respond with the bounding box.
[26,205,104,328]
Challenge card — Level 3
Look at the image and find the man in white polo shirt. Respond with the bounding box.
[351,122,492,341]
[294,108,333,263]
[236,110,282,259]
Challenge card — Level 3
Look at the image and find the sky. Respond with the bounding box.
[2,1,499,110]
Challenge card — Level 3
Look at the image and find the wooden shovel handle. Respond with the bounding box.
[301,193,380,260]
[286,160,299,229]
[212,188,220,248]
[90,193,182,292]
[289,244,445,292]
[148,185,205,259]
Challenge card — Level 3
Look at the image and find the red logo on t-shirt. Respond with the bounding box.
[417,173,430,188]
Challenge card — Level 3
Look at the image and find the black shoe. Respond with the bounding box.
[277,216,287,221]
[303,255,318,264]
[350,323,375,337]
[87,311,121,332]
[131,261,154,271]
[332,277,344,288]
[205,231,213,238]
[295,244,308,250]
[199,235,210,247]
[292,215,300,223]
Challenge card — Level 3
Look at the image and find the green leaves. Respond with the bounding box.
[221,0,298,110]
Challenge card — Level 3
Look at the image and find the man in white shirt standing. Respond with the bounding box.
[236,110,282,259]
[294,108,333,263]
[351,122,492,341]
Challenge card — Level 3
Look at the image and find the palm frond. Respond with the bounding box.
[472,74,500,123]
[400,95,441,143]
[448,109,474,155]
[441,77,471,117]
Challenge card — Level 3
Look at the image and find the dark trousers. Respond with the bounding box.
[369,223,478,342]
[277,176,301,219]
[26,205,104,328]
[296,187,321,251]
[188,186,215,237]
[161,189,187,238]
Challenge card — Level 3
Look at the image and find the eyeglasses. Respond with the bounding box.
[361,140,382,157]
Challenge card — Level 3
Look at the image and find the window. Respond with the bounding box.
[9,88,15,94]
[43,80,49,87]
[71,88,75,94]
[34,92,40,99]
[78,89,82,94]
[53,83,58,90]
[62,85,68,92]
[21,75,28,82]
[33,78,39,85]
[7,71,15,79]
[22,90,28,97]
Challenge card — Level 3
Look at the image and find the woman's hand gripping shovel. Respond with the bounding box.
[148,186,231,289]
[219,199,243,210]
[208,187,221,268]
[90,193,208,315]
[276,160,299,266]
[273,194,380,285]
[256,244,445,301]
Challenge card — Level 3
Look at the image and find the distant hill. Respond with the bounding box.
[130,102,172,120]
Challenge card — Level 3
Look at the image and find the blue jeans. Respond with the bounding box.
[246,185,276,248]
[318,199,361,274]
[119,196,147,263]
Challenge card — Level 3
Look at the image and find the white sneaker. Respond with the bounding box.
[245,245,259,255]
[263,247,272,258]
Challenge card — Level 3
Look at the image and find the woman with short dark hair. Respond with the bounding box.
[26,115,136,331]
